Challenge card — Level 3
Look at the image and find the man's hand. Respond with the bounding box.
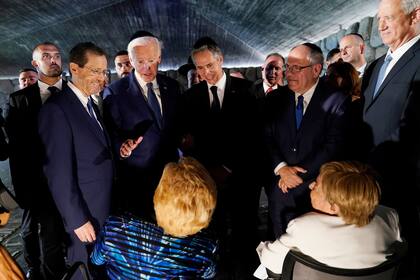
[120,136,143,158]
[74,221,96,243]
[278,166,307,193]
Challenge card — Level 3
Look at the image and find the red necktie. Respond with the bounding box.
[266,86,273,94]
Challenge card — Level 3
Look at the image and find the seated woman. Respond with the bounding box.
[91,157,218,279]
[254,161,401,279]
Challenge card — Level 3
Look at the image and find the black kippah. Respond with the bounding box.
[129,30,156,42]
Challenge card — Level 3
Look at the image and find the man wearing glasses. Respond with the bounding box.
[38,42,113,279]
[7,42,67,280]
[265,43,351,238]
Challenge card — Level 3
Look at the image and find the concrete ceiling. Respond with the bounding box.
[0,0,379,78]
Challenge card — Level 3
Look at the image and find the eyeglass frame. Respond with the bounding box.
[84,65,109,77]
[284,64,314,73]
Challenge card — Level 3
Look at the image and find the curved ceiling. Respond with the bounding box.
[0,0,379,78]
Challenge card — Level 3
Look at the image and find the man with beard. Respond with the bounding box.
[6,42,67,280]
[114,50,133,79]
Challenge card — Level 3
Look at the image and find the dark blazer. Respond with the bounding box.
[102,73,183,216]
[38,85,114,232]
[6,83,61,208]
[266,80,351,182]
[183,75,257,173]
[362,40,420,204]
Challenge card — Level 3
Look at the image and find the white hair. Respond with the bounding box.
[127,36,161,58]
[399,0,420,14]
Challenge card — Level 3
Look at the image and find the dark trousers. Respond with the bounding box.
[21,205,66,279]
[268,181,311,238]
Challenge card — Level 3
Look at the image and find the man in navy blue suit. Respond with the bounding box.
[266,43,351,238]
[38,42,114,278]
[103,31,182,218]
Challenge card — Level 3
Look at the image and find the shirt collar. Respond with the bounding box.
[386,34,420,61]
[134,71,158,92]
[263,82,278,92]
[295,79,318,103]
[207,71,227,93]
[38,79,63,94]
[68,81,89,106]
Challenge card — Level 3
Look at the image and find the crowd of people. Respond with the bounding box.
[0,0,419,279]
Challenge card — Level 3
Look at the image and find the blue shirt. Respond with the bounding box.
[91,214,217,279]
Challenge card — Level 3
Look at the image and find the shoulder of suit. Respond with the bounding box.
[10,83,39,99]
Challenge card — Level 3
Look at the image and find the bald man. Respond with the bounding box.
[339,33,367,76]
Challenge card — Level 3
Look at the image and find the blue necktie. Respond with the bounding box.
[87,97,102,130]
[146,82,162,129]
[373,54,392,98]
[296,95,304,129]
[48,86,59,96]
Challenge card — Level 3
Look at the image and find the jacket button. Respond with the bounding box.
[292,148,297,152]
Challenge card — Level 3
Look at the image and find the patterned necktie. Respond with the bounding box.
[48,86,59,96]
[210,86,220,113]
[146,82,162,129]
[373,54,393,98]
[295,95,304,129]
[87,97,102,130]
[266,86,273,94]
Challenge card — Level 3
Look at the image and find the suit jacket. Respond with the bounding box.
[6,82,63,208]
[102,73,182,192]
[255,206,401,276]
[183,76,257,173]
[38,85,114,231]
[266,80,351,182]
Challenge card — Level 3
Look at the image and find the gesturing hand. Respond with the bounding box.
[120,136,143,158]
[278,166,307,193]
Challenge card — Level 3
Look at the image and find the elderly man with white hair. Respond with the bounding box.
[361,0,420,275]
[102,31,183,219]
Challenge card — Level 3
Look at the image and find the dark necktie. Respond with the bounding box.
[48,86,59,96]
[146,82,162,129]
[295,95,304,129]
[373,54,392,98]
[87,97,102,130]
[210,86,220,113]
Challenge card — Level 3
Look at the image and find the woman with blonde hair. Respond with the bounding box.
[92,157,218,279]
[254,161,401,279]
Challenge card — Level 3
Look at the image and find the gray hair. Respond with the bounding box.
[265,52,285,64]
[400,0,420,14]
[127,36,161,58]
[191,44,223,64]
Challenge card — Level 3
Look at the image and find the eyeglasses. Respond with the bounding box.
[85,66,108,77]
[285,64,313,73]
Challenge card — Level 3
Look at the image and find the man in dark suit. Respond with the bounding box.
[183,38,259,276]
[38,42,114,278]
[6,42,66,280]
[362,0,420,273]
[266,43,351,238]
[103,31,182,218]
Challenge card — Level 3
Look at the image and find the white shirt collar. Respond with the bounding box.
[68,81,89,109]
[386,34,420,62]
[207,72,227,106]
[263,82,278,93]
[357,63,367,77]
[38,79,63,95]
[294,79,319,113]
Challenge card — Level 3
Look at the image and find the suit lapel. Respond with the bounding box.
[157,75,169,128]
[27,84,42,110]
[64,86,108,147]
[296,82,323,139]
[366,40,420,110]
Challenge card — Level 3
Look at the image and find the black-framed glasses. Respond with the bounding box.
[85,66,108,77]
[285,64,313,73]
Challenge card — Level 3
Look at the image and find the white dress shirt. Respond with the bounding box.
[68,82,102,129]
[207,72,227,108]
[38,79,63,104]
[134,72,162,113]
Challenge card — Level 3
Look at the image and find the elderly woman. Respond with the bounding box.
[254,161,401,279]
[91,157,218,279]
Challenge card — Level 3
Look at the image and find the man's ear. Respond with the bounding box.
[360,43,365,55]
[69,62,79,76]
[31,60,38,69]
[411,7,420,25]
[313,63,323,77]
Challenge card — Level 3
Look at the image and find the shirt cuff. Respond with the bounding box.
[274,162,287,175]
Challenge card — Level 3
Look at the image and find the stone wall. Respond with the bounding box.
[315,16,387,64]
